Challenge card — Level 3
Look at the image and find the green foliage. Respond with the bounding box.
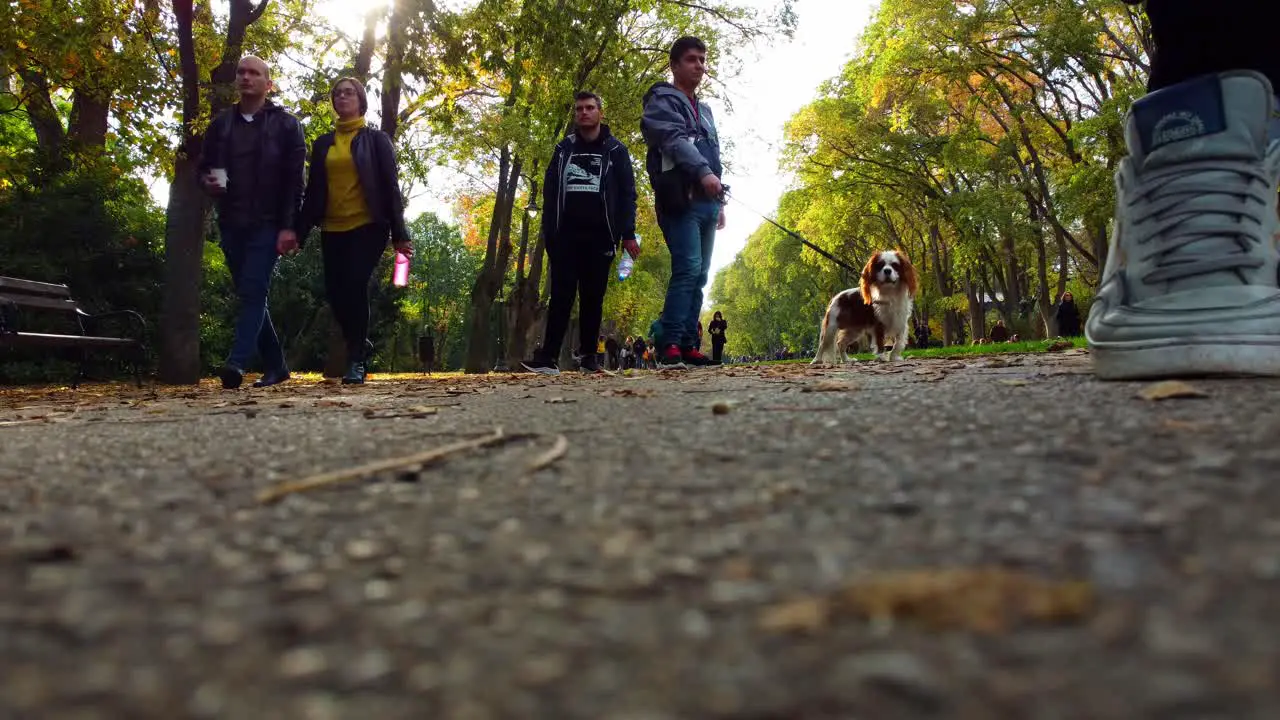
[400,212,484,370]
[714,0,1148,353]
[0,159,165,381]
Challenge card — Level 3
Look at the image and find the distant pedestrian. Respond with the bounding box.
[1055,292,1081,337]
[708,311,727,364]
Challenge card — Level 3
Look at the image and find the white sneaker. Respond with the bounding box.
[1087,71,1280,379]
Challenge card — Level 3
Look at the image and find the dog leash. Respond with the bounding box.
[721,190,863,275]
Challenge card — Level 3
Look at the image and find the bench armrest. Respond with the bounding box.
[78,309,147,345]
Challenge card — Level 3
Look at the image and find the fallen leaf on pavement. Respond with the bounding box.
[363,406,439,419]
[1158,419,1204,432]
[802,380,859,393]
[758,597,830,634]
[600,388,655,398]
[1137,381,1208,402]
[998,379,1032,387]
[913,374,947,383]
[839,567,1094,634]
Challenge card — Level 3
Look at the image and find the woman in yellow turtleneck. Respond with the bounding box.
[295,77,413,384]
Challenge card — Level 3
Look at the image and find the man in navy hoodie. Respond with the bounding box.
[522,92,639,375]
[641,36,726,370]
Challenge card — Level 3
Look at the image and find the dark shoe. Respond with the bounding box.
[342,361,367,385]
[218,364,244,390]
[578,354,602,373]
[520,357,561,376]
[253,368,291,388]
[658,344,687,370]
[682,348,713,367]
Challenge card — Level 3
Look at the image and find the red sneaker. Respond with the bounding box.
[681,348,713,366]
[658,344,687,370]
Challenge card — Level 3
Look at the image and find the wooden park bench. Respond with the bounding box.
[0,276,147,387]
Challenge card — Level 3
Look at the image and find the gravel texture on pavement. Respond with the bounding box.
[1,348,1278,719]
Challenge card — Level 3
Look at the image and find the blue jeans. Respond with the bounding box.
[659,199,720,349]
[220,224,286,372]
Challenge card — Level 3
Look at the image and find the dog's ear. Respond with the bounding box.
[860,252,878,304]
[898,249,919,296]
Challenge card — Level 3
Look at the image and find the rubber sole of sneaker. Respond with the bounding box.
[658,361,687,371]
[520,362,561,376]
[1090,336,1280,379]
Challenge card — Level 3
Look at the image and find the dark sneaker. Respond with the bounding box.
[682,348,713,366]
[253,368,290,388]
[578,354,602,373]
[520,358,561,376]
[342,361,367,385]
[218,364,244,390]
[658,344,687,370]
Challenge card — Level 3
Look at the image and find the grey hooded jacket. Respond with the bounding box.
[640,82,722,211]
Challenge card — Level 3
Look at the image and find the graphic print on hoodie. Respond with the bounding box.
[561,135,609,241]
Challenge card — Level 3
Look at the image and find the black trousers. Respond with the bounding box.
[321,223,388,363]
[712,340,726,364]
[539,244,613,361]
[1141,0,1280,90]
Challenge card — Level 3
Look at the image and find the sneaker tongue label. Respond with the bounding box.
[1133,74,1227,154]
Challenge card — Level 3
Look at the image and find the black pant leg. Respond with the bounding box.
[539,246,580,362]
[1143,0,1280,90]
[322,224,388,362]
[575,250,613,357]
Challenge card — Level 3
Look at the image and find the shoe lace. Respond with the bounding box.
[1131,158,1272,283]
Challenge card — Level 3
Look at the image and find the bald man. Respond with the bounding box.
[198,56,306,389]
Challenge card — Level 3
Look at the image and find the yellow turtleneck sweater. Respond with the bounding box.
[323,117,373,232]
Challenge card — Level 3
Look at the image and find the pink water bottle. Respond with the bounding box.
[392,250,410,288]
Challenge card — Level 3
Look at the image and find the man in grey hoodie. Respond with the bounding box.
[641,36,726,370]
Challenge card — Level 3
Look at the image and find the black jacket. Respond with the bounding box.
[709,318,727,344]
[198,102,306,230]
[541,124,637,255]
[1055,300,1082,337]
[296,125,411,247]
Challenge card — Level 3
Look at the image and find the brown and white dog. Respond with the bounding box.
[812,250,918,364]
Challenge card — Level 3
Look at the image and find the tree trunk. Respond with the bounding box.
[157,0,205,383]
[463,148,522,373]
[159,154,206,383]
[68,91,111,153]
[18,69,66,169]
[507,177,544,366]
[354,10,379,81]
[926,223,960,345]
[381,0,407,139]
[1028,195,1054,338]
[964,270,984,341]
